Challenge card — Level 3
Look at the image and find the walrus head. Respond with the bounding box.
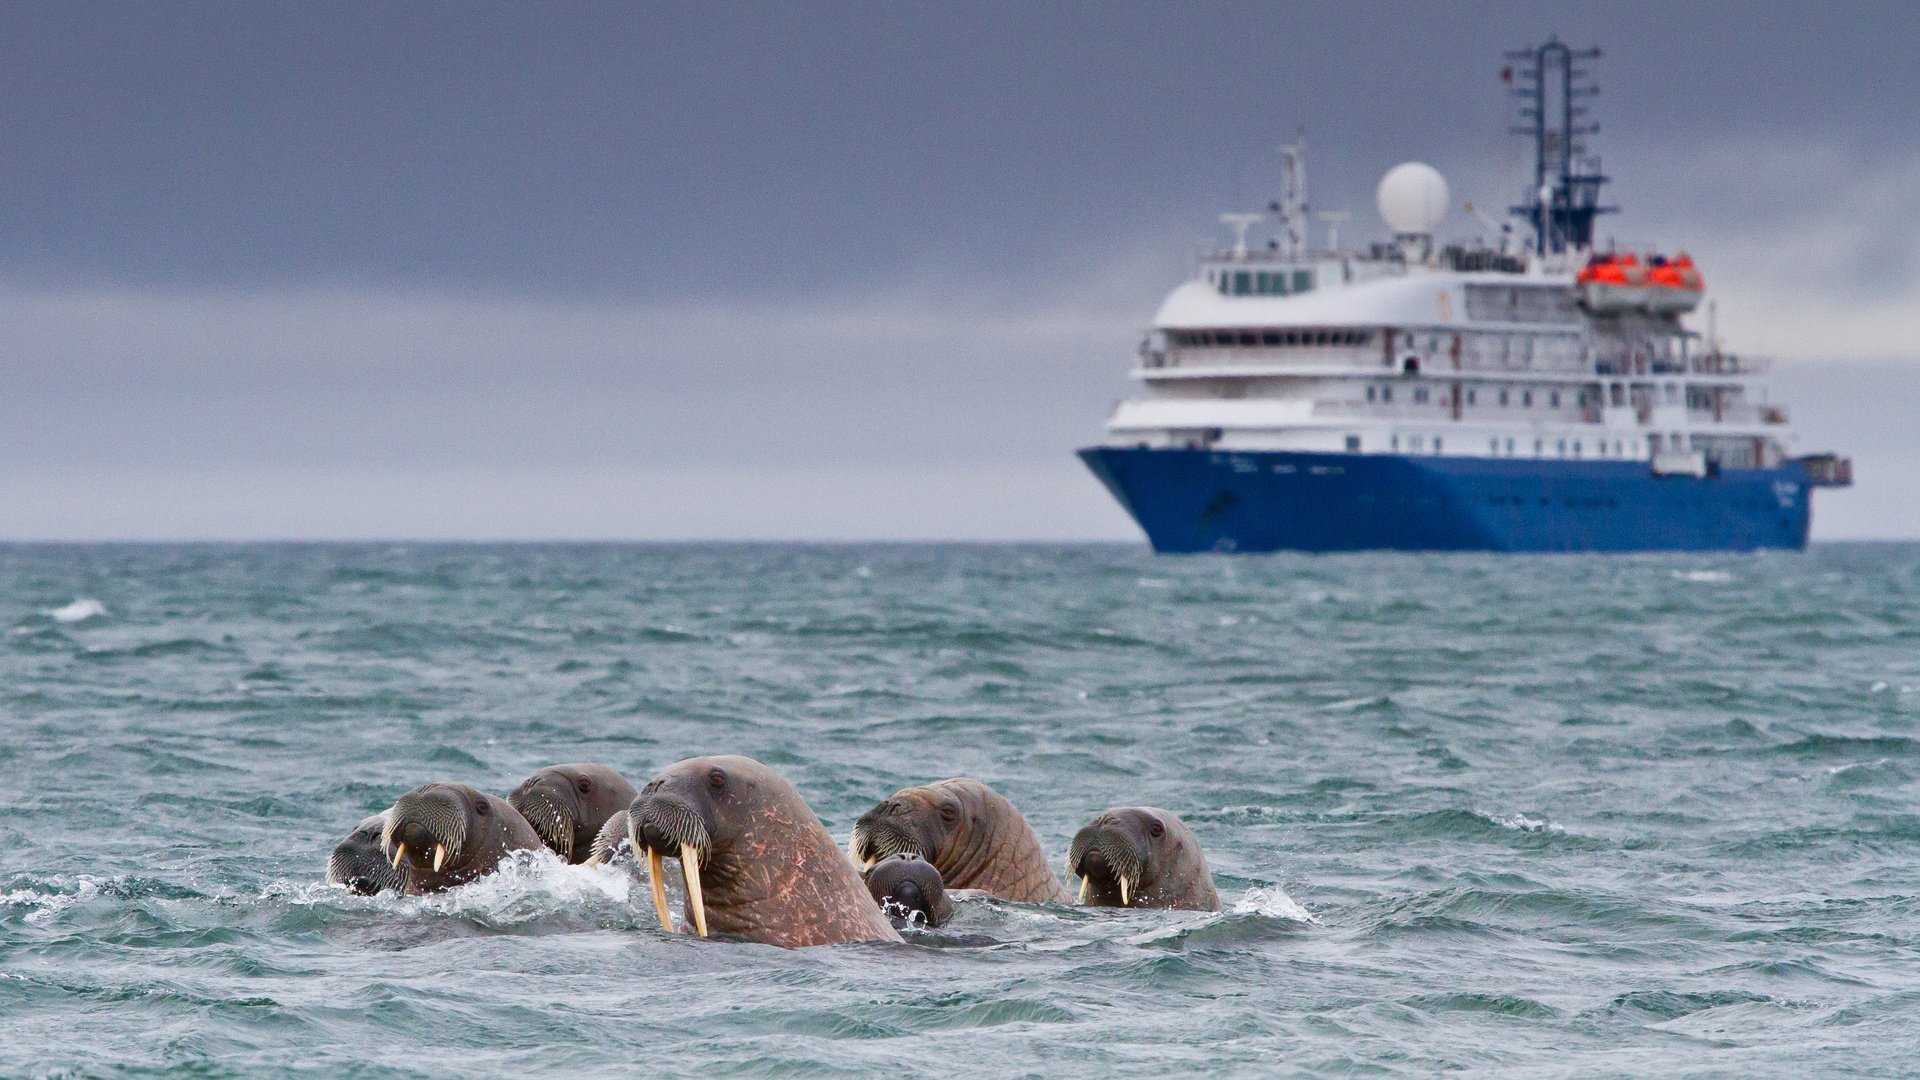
[1066,807,1219,911]
[327,810,403,895]
[381,782,490,882]
[847,778,1068,904]
[628,755,900,946]
[626,760,730,937]
[863,852,952,928]
[507,763,637,865]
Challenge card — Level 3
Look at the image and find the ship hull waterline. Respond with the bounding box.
[1079,447,1815,554]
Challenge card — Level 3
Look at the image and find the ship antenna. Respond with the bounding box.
[1505,37,1615,256]
[1219,213,1262,259]
[1315,211,1350,253]
[1277,139,1308,259]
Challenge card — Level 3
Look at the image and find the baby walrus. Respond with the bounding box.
[507,763,638,864]
[381,782,545,894]
[327,810,403,895]
[850,778,1070,904]
[863,852,953,929]
[628,755,900,947]
[1066,807,1219,911]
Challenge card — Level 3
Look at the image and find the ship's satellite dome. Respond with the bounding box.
[1377,162,1449,235]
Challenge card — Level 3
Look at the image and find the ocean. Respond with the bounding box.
[2,542,1916,1076]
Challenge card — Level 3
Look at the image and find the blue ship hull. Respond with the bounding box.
[1079,447,1815,553]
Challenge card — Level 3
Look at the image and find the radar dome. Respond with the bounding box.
[1376,162,1449,235]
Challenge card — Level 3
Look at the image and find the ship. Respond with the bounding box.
[1078,39,1851,554]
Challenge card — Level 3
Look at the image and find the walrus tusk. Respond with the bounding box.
[681,842,708,938]
[647,848,673,933]
[389,842,407,869]
[432,845,447,873]
[1119,876,1130,907]
[1077,878,1090,904]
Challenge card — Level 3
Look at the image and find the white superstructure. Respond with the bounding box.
[1107,147,1791,475]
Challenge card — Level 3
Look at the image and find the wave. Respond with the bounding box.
[46,598,107,624]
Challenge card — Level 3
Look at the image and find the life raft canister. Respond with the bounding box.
[1645,252,1704,313]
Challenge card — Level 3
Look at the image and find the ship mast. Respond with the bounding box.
[1506,38,1615,256]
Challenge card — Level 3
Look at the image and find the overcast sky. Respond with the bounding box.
[2,1,1915,540]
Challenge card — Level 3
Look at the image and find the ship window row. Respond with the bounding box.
[1380,434,1646,459]
[1207,268,1315,297]
[1171,328,1370,349]
[1365,384,1592,409]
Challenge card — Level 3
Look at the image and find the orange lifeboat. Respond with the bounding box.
[1576,252,1649,312]
[1646,253,1704,313]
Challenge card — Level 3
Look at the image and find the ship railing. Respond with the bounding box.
[1797,453,1853,487]
[1691,351,1773,376]
[1708,404,1791,426]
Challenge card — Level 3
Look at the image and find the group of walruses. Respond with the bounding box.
[328,754,1220,947]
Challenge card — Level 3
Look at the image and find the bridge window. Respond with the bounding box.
[1489,437,1500,454]
[1433,437,1443,453]
[1550,391,1562,408]
[1381,386,1393,403]
[1367,385,1377,402]
[1292,270,1312,292]
[1522,391,1533,407]
[1239,332,1257,346]
[1413,388,1429,404]
[1345,434,1360,452]
[1466,389,1477,405]
[1261,331,1281,346]
[1505,438,1516,454]
[1498,389,1509,407]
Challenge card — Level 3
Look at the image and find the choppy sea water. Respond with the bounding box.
[2,542,1918,1077]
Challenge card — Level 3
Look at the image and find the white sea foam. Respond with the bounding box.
[275,850,650,923]
[1481,810,1564,833]
[1671,569,1734,584]
[46,598,106,623]
[1232,885,1319,924]
[0,876,102,924]
[1827,758,1892,776]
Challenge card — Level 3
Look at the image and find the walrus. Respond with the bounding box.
[863,852,952,929]
[586,809,632,867]
[850,778,1070,904]
[381,782,545,895]
[1066,806,1220,911]
[326,810,403,895]
[628,755,901,947]
[507,763,638,864]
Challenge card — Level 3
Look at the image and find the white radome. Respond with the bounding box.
[1376,162,1449,234]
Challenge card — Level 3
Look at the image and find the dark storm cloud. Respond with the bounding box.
[0,1,1914,538]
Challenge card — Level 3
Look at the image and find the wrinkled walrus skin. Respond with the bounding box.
[382,782,545,895]
[1066,806,1220,911]
[508,763,638,864]
[850,778,1070,904]
[630,756,902,948]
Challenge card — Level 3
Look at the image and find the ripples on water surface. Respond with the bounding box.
[2,543,1918,1076]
